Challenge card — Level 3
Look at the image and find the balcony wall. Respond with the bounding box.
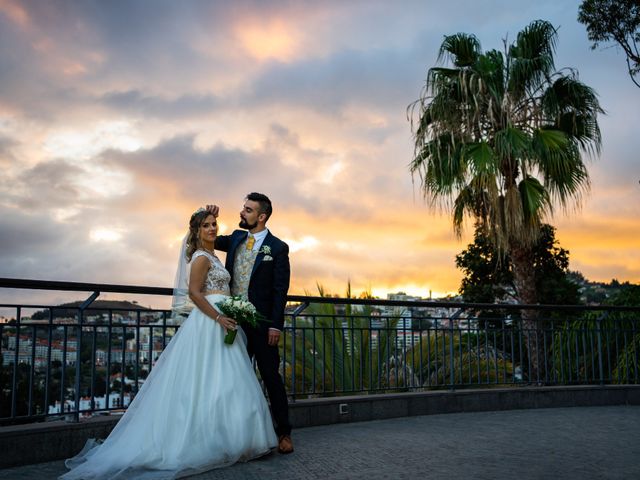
[2,385,640,469]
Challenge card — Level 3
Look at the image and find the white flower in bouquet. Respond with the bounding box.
[216,296,264,344]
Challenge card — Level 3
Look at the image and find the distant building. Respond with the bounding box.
[48,392,132,416]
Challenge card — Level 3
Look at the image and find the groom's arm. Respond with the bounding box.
[214,234,231,252]
[270,241,291,332]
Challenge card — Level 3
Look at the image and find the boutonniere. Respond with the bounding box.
[259,245,272,255]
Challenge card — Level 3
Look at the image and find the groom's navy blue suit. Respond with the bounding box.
[215,229,292,436]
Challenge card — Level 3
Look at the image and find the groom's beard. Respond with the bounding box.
[239,218,257,230]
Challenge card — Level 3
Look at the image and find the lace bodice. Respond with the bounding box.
[192,250,231,294]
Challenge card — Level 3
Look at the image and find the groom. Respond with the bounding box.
[210,193,293,454]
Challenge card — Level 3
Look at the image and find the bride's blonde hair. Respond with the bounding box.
[185,209,213,261]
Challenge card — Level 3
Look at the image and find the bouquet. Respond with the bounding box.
[215,296,264,344]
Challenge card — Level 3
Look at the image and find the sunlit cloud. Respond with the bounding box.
[217,221,230,236]
[287,235,320,253]
[321,161,344,184]
[0,0,29,27]
[43,121,144,161]
[89,227,124,243]
[234,17,300,62]
[62,61,88,76]
[52,207,81,222]
[335,241,356,251]
[82,164,134,199]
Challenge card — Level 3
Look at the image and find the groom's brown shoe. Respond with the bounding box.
[278,434,294,454]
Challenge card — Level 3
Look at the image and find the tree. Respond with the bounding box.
[456,224,581,333]
[456,225,514,306]
[456,224,581,306]
[578,0,640,88]
[409,20,602,378]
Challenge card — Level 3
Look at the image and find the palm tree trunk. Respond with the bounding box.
[510,244,545,382]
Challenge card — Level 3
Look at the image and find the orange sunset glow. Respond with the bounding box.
[0,1,639,308]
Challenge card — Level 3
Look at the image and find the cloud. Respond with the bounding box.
[100,132,292,207]
[247,47,427,116]
[0,207,67,257]
[14,159,85,209]
[100,90,222,118]
[0,133,17,168]
[0,0,639,305]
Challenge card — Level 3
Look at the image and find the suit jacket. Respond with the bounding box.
[215,230,290,331]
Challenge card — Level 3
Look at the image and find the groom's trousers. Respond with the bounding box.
[245,325,292,437]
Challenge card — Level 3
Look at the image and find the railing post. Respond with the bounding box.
[449,318,455,389]
[10,307,21,419]
[596,313,606,386]
[287,301,309,402]
[70,291,100,423]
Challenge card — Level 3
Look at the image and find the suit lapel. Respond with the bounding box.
[251,232,273,277]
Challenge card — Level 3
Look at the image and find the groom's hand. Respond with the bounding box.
[206,204,219,217]
[267,328,280,346]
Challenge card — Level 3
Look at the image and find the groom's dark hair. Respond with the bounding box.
[246,192,273,220]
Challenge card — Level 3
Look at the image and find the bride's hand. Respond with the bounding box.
[217,315,236,331]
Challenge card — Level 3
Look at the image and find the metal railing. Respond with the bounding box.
[1,277,639,425]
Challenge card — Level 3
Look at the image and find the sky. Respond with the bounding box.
[0,0,639,308]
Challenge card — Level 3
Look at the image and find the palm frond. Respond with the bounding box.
[495,126,530,155]
[518,175,550,223]
[534,138,590,209]
[453,186,476,236]
[438,33,481,67]
[464,142,498,177]
[508,20,557,95]
[542,76,603,156]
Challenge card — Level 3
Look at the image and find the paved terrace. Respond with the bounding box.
[1,405,639,480]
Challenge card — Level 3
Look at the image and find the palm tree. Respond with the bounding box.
[409,20,602,379]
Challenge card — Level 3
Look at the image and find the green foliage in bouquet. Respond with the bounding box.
[216,296,265,344]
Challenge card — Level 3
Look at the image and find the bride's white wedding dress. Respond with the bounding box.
[61,250,277,479]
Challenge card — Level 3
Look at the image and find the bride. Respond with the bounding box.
[61,208,277,479]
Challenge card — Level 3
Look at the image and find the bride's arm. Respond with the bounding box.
[188,256,236,332]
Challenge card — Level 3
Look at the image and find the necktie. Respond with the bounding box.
[246,234,255,251]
